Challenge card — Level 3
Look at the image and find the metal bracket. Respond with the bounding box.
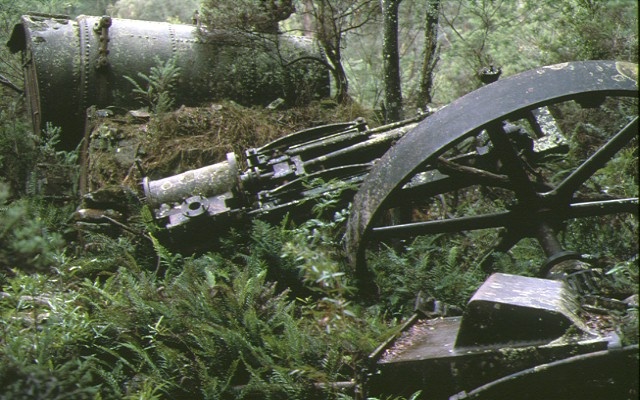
[94,15,112,70]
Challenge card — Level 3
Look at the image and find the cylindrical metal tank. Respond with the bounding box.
[7,14,330,149]
[142,152,239,207]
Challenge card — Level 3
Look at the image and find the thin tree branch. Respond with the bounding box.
[0,73,22,94]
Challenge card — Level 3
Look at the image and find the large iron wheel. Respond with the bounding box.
[346,61,638,289]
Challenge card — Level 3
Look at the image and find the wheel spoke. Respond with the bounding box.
[370,211,513,239]
[486,122,539,203]
[545,117,638,201]
[370,197,637,243]
[564,197,638,219]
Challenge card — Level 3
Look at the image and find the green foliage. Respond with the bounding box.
[0,212,394,398]
[0,181,67,274]
[540,0,639,62]
[201,0,294,33]
[340,0,639,108]
[0,272,100,399]
[368,233,486,315]
[367,391,423,400]
[107,0,200,23]
[124,56,182,114]
[0,116,80,275]
[0,100,79,198]
[0,1,637,397]
[0,101,38,195]
[283,211,357,332]
[434,0,638,103]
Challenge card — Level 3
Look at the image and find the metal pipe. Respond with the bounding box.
[143,153,239,207]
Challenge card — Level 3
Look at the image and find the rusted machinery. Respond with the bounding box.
[347,60,638,281]
[348,60,638,399]
[141,60,638,399]
[142,114,426,250]
[7,14,329,149]
[367,272,638,399]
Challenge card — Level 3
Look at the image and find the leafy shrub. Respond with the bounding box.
[0,182,67,274]
[0,272,100,400]
[124,57,182,114]
[368,233,486,316]
[0,210,397,399]
[0,102,38,196]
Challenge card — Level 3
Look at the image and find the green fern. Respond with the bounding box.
[124,56,182,114]
[149,232,183,272]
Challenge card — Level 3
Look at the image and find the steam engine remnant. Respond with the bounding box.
[142,61,638,399]
[7,14,329,149]
[346,60,638,281]
[369,272,638,400]
[142,116,425,250]
[347,60,638,399]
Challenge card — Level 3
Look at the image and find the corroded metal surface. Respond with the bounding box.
[454,273,587,347]
[143,153,239,207]
[141,116,426,251]
[369,272,637,399]
[345,61,639,279]
[7,14,330,148]
[371,305,636,400]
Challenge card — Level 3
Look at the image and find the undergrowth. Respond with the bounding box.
[0,203,398,399]
[2,119,638,398]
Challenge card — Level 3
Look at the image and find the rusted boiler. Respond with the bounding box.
[7,14,329,149]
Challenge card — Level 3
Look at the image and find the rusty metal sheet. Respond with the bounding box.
[454,273,588,348]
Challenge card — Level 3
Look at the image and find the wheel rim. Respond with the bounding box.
[346,61,638,285]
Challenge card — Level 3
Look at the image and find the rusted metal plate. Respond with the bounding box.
[454,273,588,348]
[368,272,637,399]
[346,61,639,277]
[369,314,613,400]
[452,345,639,400]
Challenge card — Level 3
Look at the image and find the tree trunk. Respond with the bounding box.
[380,0,403,122]
[417,0,440,109]
[332,55,350,104]
[302,0,315,37]
[315,0,350,104]
[321,43,350,104]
